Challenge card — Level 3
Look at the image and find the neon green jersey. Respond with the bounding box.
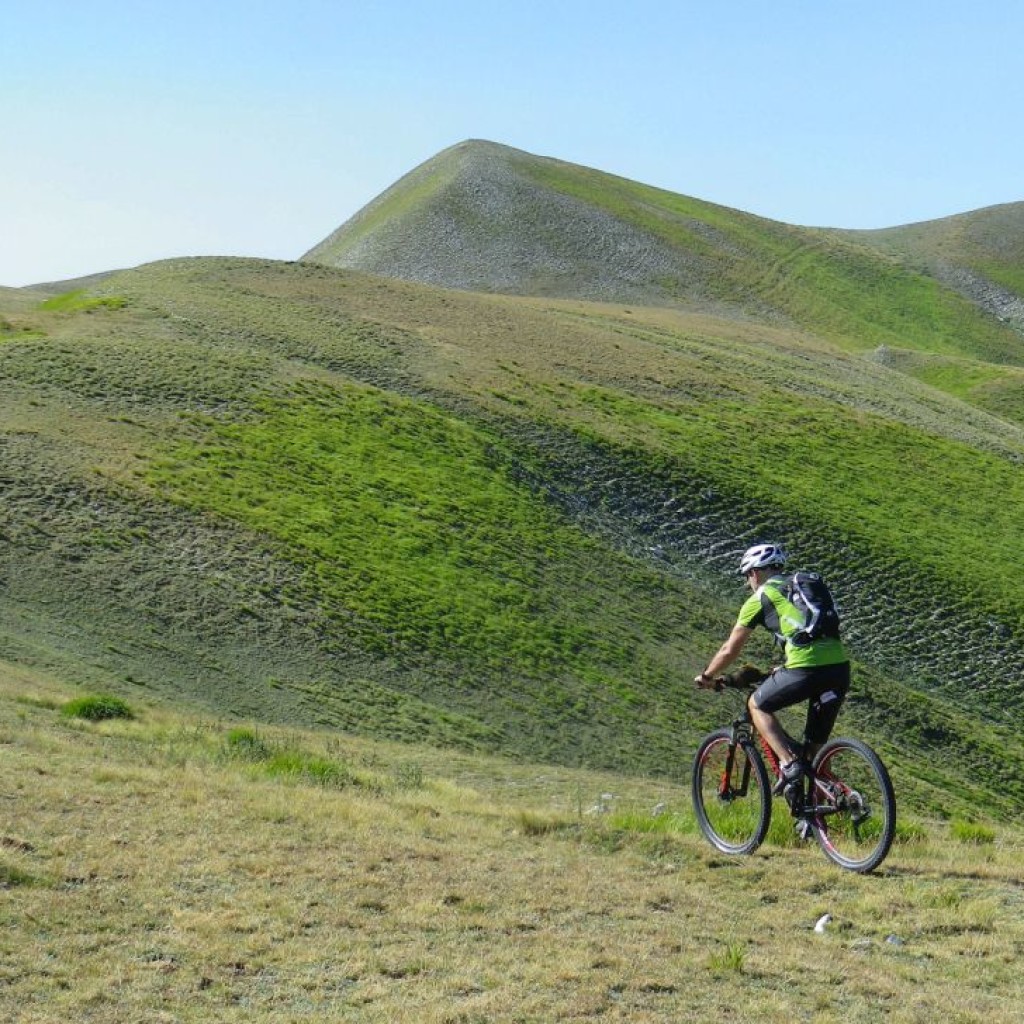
[736,574,848,669]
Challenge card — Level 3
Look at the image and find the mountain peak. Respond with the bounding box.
[302,142,1024,349]
[301,140,753,312]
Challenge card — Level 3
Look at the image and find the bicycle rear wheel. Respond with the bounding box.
[810,737,895,873]
[692,728,772,855]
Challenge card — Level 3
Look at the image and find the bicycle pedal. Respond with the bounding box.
[795,819,813,841]
[783,784,804,815]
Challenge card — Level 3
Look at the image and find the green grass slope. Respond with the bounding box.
[841,202,1024,300]
[2,257,1023,821]
[831,203,1024,422]
[303,140,1024,366]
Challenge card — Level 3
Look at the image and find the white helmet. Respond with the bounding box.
[738,542,787,575]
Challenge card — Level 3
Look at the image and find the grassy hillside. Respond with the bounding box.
[4,661,1023,1023]
[842,202,1024,299]
[304,140,1024,366]
[304,139,1024,429]
[2,255,1024,822]
[830,203,1024,421]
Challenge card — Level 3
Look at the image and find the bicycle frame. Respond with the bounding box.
[724,706,780,786]
[723,704,837,823]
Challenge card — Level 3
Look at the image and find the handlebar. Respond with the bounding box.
[696,664,768,693]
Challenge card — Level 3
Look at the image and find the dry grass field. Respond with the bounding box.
[3,659,1021,1024]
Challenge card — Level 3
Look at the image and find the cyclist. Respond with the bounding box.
[694,542,850,801]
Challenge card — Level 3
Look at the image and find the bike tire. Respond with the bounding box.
[692,728,772,855]
[810,737,896,873]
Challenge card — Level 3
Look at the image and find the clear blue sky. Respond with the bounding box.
[3,1,1022,287]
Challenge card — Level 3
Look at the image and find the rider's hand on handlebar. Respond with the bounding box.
[695,664,768,691]
[720,664,769,689]
[694,672,724,691]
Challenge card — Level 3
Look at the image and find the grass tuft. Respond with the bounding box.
[950,819,997,845]
[264,749,353,788]
[707,942,746,973]
[221,727,355,789]
[0,860,43,889]
[894,819,930,845]
[515,810,574,837]
[223,726,273,761]
[61,693,134,722]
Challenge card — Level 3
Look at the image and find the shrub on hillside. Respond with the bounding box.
[223,726,273,761]
[221,727,354,789]
[265,750,353,788]
[61,694,134,722]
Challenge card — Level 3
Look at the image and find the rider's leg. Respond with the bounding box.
[747,698,800,767]
[801,664,851,761]
[750,697,807,812]
[747,669,811,770]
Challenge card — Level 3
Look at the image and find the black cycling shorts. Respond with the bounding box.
[750,662,851,745]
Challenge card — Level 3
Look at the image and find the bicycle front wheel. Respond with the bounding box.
[692,728,772,855]
[811,737,896,873]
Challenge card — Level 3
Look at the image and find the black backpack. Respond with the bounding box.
[785,571,841,647]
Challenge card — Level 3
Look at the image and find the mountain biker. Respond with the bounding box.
[694,542,850,799]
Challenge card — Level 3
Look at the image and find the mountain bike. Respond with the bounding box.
[691,673,896,873]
